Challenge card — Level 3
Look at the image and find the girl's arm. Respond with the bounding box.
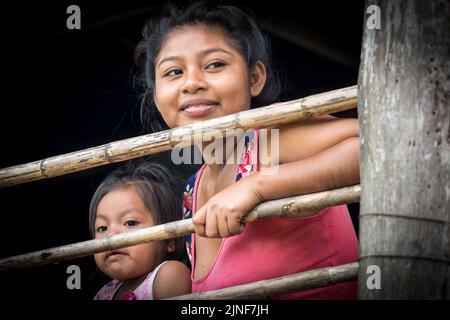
[193,116,360,238]
[153,261,191,299]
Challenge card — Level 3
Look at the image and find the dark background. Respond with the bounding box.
[0,0,364,300]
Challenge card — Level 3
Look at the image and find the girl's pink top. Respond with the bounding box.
[93,261,167,300]
[185,129,359,299]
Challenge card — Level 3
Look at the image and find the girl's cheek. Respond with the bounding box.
[94,254,103,267]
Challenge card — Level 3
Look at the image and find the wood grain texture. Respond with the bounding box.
[358,0,449,299]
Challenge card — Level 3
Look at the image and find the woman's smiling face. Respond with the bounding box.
[154,24,265,128]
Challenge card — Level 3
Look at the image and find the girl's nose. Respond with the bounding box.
[181,69,208,94]
[106,224,123,237]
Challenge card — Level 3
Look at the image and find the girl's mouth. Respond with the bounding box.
[180,98,219,117]
[105,250,128,261]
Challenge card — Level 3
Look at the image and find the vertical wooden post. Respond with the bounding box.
[358,1,449,299]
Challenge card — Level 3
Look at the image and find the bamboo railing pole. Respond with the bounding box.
[0,185,360,271]
[0,86,357,188]
[170,262,359,300]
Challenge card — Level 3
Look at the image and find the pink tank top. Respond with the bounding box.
[93,261,167,300]
[189,129,358,299]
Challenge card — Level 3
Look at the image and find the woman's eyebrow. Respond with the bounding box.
[201,48,232,57]
[157,48,232,68]
[157,55,180,68]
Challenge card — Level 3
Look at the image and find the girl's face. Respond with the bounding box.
[154,24,266,128]
[94,186,161,281]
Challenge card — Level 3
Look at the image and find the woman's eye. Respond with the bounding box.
[124,220,139,227]
[206,61,225,69]
[96,226,107,233]
[164,69,183,77]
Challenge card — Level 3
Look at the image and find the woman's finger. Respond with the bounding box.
[227,212,245,235]
[217,212,230,238]
[192,207,206,237]
[205,206,219,238]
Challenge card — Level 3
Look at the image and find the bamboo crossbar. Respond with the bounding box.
[170,262,359,299]
[0,185,360,272]
[0,86,357,188]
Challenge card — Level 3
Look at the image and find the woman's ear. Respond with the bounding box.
[250,61,267,97]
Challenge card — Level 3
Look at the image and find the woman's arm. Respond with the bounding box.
[257,115,360,200]
[193,116,360,238]
[276,115,359,163]
[256,136,360,202]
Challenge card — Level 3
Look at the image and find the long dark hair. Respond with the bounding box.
[134,1,282,133]
[89,160,185,261]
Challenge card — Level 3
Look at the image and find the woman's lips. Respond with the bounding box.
[180,98,219,117]
[181,104,218,116]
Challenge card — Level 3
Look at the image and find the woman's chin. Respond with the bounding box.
[178,109,223,126]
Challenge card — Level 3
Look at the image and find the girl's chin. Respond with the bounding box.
[107,271,139,282]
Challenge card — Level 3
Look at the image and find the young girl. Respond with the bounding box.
[90,161,191,300]
[135,2,359,299]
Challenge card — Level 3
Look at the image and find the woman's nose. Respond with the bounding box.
[181,69,208,94]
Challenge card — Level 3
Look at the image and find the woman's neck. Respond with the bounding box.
[200,131,246,176]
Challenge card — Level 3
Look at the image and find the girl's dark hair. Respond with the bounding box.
[134,1,281,133]
[89,160,185,261]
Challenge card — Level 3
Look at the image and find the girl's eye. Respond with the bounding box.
[164,69,183,77]
[206,61,225,69]
[96,226,107,233]
[124,220,139,227]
